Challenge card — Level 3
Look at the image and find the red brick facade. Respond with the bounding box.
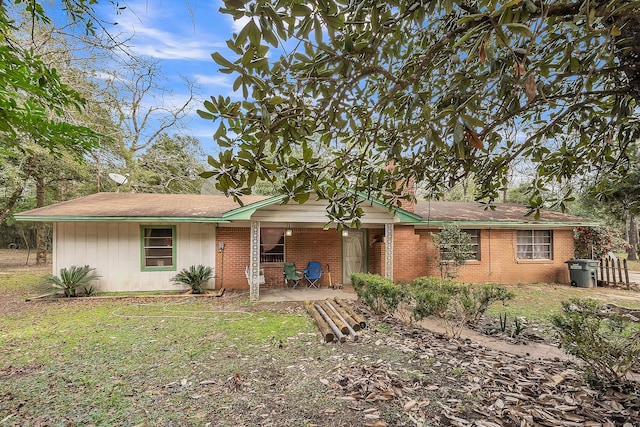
[216,225,574,289]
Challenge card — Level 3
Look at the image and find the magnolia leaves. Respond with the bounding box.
[514,61,537,102]
[453,117,484,159]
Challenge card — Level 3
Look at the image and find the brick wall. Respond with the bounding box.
[216,227,343,289]
[393,227,574,285]
[216,225,575,289]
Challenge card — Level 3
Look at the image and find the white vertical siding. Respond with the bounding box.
[53,222,216,292]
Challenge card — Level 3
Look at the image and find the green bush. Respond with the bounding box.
[353,274,515,338]
[409,278,514,337]
[462,284,515,326]
[171,265,214,294]
[350,273,405,314]
[551,298,640,390]
[46,265,100,297]
[410,277,459,318]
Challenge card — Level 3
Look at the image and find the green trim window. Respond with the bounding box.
[517,230,552,260]
[141,226,176,270]
[465,229,480,260]
[441,229,480,261]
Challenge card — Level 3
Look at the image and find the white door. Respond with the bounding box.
[342,230,366,284]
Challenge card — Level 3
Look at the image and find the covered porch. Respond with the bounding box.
[221,195,420,301]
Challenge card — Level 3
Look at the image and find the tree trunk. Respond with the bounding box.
[0,157,35,224]
[36,176,47,265]
[627,212,638,261]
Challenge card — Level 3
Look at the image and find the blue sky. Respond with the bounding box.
[96,0,246,155]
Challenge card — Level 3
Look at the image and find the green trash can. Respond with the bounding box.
[566,259,599,288]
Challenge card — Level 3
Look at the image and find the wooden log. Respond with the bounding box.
[314,303,346,343]
[334,297,366,329]
[303,300,334,343]
[318,300,348,334]
[330,300,361,332]
[325,300,359,341]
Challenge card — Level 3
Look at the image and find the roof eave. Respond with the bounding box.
[222,194,287,220]
[14,215,229,223]
[412,220,599,229]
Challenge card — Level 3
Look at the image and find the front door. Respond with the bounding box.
[342,230,366,284]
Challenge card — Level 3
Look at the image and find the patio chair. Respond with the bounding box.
[283,262,302,289]
[303,261,323,289]
[245,266,265,287]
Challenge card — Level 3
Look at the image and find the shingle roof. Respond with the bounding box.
[413,201,589,224]
[15,192,594,227]
[15,193,269,220]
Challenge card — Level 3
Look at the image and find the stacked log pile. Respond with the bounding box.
[304,297,366,343]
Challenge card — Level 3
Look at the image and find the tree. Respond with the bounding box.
[136,134,206,194]
[100,58,196,185]
[200,0,640,223]
[431,223,474,278]
[0,0,108,156]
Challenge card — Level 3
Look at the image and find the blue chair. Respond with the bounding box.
[303,261,323,289]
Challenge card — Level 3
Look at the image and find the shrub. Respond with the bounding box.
[171,265,213,294]
[573,226,629,259]
[410,277,466,337]
[410,278,514,337]
[462,284,515,326]
[551,298,640,390]
[431,223,473,278]
[353,274,515,338]
[350,273,406,314]
[46,265,100,297]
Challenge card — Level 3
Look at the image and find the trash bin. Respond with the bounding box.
[566,259,599,288]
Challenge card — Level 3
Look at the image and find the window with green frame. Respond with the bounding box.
[141,226,176,269]
[440,229,480,261]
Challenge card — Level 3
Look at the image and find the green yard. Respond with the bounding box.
[1,251,639,425]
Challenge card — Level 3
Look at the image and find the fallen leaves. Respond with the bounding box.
[318,311,640,426]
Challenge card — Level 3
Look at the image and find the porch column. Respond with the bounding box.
[249,220,260,302]
[384,223,393,280]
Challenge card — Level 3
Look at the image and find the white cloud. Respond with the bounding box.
[194,74,232,87]
[230,15,251,33]
[103,1,226,61]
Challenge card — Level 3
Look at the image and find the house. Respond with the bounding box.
[15,192,596,300]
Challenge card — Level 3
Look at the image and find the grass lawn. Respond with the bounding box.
[2,255,639,425]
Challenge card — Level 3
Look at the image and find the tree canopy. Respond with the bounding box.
[200,0,640,222]
[0,0,108,156]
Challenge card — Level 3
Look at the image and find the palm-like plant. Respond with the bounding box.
[46,265,100,297]
[171,265,213,294]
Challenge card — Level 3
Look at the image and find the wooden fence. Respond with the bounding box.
[598,257,632,289]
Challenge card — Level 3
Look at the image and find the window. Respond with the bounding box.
[260,228,284,263]
[141,226,175,269]
[465,229,480,260]
[441,229,480,261]
[517,230,552,260]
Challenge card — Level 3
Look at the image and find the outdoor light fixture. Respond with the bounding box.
[342,229,349,237]
[285,227,293,236]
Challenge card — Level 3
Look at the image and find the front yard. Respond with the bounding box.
[1,251,639,426]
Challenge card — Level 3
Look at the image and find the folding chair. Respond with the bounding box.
[303,261,323,289]
[283,262,302,289]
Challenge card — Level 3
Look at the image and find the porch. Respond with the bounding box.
[258,285,358,302]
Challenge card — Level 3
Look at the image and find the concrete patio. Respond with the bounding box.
[258,285,358,302]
